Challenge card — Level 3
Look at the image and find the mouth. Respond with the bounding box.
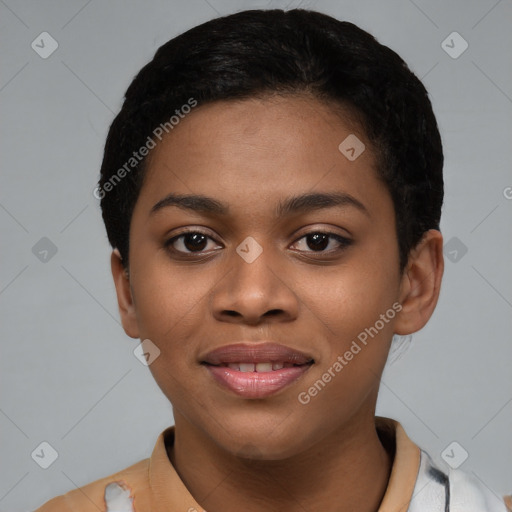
[208,361,310,371]
[201,342,315,399]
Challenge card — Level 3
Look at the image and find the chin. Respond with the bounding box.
[212,419,310,461]
[230,438,301,461]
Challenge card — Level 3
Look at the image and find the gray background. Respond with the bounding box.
[1,0,511,510]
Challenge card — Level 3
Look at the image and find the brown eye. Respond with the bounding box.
[181,232,208,252]
[305,233,329,251]
[292,232,352,253]
[165,231,222,255]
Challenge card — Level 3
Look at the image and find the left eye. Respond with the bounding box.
[291,232,352,253]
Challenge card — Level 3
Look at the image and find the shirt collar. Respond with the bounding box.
[375,416,422,511]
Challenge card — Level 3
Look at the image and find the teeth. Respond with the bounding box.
[255,362,273,372]
[224,362,289,372]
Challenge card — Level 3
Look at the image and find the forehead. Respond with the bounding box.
[136,94,388,219]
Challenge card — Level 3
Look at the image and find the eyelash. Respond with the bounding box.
[164,229,352,258]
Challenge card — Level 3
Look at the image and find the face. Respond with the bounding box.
[116,95,413,459]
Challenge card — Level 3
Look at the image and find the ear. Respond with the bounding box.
[394,229,444,335]
[111,248,140,339]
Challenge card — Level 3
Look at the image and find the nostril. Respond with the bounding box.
[266,309,283,316]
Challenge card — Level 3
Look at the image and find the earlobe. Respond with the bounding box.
[394,230,444,335]
[111,249,140,339]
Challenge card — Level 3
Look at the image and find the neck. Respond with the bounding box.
[168,411,393,512]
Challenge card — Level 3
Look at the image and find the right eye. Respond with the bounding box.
[164,230,223,256]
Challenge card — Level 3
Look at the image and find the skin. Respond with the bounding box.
[111,94,444,512]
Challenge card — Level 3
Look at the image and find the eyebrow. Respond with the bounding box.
[150,191,369,218]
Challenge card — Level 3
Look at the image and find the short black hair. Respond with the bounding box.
[98,8,443,271]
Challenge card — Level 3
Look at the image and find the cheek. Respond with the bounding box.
[130,252,205,333]
[313,256,399,341]
[298,276,397,427]
[128,261,209,386]
[133,270,202,402]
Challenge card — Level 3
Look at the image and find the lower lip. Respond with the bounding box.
[204,364,312,399]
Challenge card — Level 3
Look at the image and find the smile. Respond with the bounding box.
[214,361,303,371]
[201,342,315,399]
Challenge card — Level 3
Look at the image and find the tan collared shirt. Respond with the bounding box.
[33,417,509,512]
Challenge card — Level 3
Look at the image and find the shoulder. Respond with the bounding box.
[33,458,150,512]
[448,467,512,512]
[411,449,511,512]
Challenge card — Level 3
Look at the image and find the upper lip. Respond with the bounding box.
[201,342,314,365]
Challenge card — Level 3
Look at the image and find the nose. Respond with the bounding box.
[210,239,299,326]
